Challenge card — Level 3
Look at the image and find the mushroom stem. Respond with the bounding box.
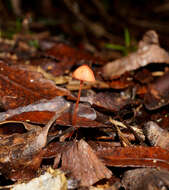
[72,80,83,127]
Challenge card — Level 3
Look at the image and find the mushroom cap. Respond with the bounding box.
[72,65,96,82]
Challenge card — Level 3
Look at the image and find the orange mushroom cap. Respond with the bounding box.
[72,65,96,82]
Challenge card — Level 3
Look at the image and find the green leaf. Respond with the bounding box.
[105,43,125,51]
[124,28,130,47]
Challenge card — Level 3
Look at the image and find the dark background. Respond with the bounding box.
[1,0,169,50]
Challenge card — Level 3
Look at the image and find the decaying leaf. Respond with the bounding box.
[0,23,169,189]
[144,121,169,151]
[92,144,169,170]
[46,42,105,74]
[11,168,67,190]
[0,104,69,181]
[0,99,107,129]
[80,91,131,112]
[103,30,169,79]
[60,139,112,186]
[122,168,169,190]
[144,71,169,110]
[0,120,38,136]
[0,96,70,123]
[0,60,72,110]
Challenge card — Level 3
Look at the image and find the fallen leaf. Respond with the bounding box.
[0,96,70,123]
[144,71,169,110]
[91,92,131,112]
[144,121,169,151]
[11,168,67,190]
[46,41,104,75]
[0,104,68,181]
[102,30,169,79]
[0,60,72,109]
[60,139,112,186]
[122,168,169,190]
[91,144,169,170]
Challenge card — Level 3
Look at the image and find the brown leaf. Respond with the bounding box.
[55,112,107,128]
[61,139,112,186]
[144,121,169,151]
[144,71,169,110]
[0,96,70,123]
[0,120,37,136]
[92,145,169,170]
[0,99,106,129]
[30,57,65,77]
[102,30,169,79]
[42,141,69,159]
[43,141,113,186]
[91,92,131,112]
[0,60,72,109]
[109,76,133,89]
[122,168,169,190]
[0,104,68,181]
[45,42,104,75]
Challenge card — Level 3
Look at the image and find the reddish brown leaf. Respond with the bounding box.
[55,112,107,128]
[6,111,55,124]
[42,141,69,159]
[109,73,134,89]
[31,41,103,77]
[8,110,106,128]
[144,71,169,110]
[0,98,106,129]
[134,69,153,84]
[154,109,169,129]
[0,60,72,109]
[0,96,70,123]
[92,145,169,170]
[0,104,68,181]
[45,42,104,75]
[30,57,65,77]
[109,79,133,89]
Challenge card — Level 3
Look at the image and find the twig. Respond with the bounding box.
[109,117,131,146]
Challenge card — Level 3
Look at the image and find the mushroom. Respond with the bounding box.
[72,64,96,127]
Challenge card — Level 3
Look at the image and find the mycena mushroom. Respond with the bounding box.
[72,64,96,128]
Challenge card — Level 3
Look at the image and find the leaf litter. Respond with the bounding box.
[0,30,169,189]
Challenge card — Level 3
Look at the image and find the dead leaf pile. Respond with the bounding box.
[0,30,169,189]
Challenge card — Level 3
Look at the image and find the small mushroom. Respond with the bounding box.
[72,65,96,127]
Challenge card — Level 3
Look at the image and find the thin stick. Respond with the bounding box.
[72,80,83,127]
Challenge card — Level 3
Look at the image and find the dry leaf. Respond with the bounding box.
[61,139,112,186]
[122,168,169,190]
[103,30,169,79]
